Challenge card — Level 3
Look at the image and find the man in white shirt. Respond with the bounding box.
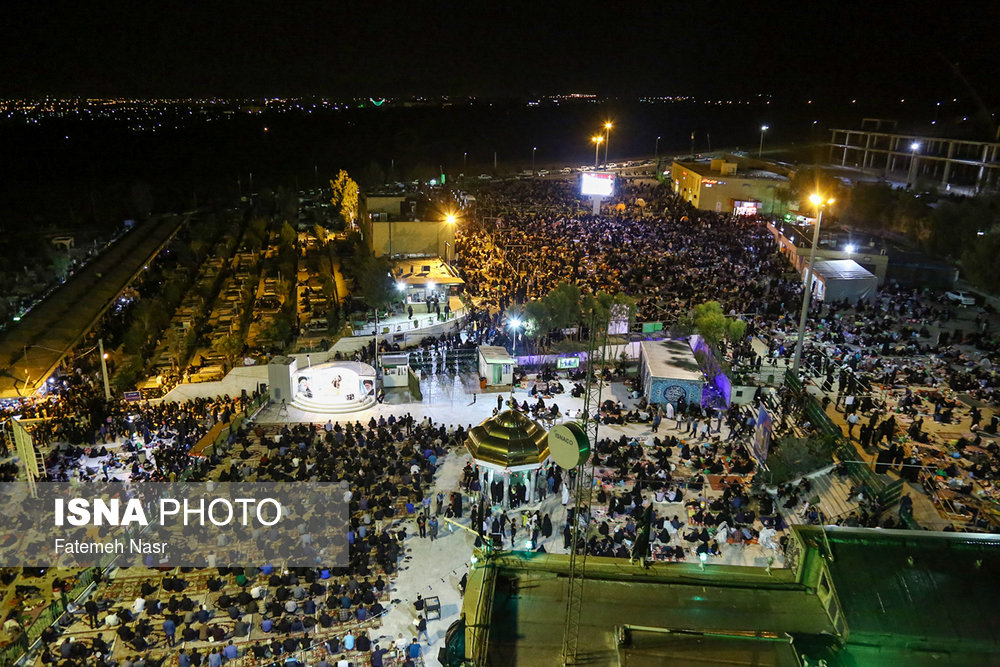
[846,412,860,437]
[131,597,145,616]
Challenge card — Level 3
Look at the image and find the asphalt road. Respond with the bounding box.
[0,214,188,399]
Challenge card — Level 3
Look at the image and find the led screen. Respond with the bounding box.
[581,172,615,197]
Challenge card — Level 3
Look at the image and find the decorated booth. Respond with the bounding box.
[465,409,550,509]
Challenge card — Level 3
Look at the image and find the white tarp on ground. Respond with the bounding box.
[809,259,877,304]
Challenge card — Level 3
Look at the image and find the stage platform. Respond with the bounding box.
[289,360,378,414]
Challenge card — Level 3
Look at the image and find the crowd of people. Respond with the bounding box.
[456,180,790,325]
[2,173,998,667]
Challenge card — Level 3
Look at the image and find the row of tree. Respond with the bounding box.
[519,283,637,352]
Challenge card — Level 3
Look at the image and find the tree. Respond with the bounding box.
[279,221,297,248]
[726,318,747,344]
[546,282,581,330]
[523,300,553,350]
[692,301,728,347]
[49,251,73,281]
[928,196,997,258]
[325,302,343,335]
[111,357,143,393]
[330,170,360,225]
[313,224,328,244]
[339,178,359,224]
[265,316,293,346]
[356,255,397,310]
[212,334,245,368]
[167,327,189,369]
[962,229,1000,291]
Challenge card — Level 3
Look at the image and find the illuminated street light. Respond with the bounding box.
[509,317,522,357]
[396,282,406,292]
[907,142,921,189]
[758,124,769,158]
[532,146,537,173]
[791,194,835,378]
[438,214,457,258]
[603,121,613,163]
[592,135,603,167]
[844,243,856,254]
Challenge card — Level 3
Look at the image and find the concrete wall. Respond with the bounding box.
[367,220,455,257]
[365,195,405,216]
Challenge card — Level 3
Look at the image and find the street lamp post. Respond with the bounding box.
[907,142,921,189]
[98,339,111,401]
[532,146,537,174]
[440,214,456,258]
[592,136,603,168]
[509,318,521,356]
[791,194,835,379]
[508,318,522,401]
[603,121,613,163]
[758,125,769,158]
[655,135,661,161]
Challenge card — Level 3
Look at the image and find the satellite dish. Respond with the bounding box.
[548,422,590,469]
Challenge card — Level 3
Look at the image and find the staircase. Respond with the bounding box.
[290,394,377,415]
[34,446,47,478]
[780,466,862,526]
[806,469,861,523]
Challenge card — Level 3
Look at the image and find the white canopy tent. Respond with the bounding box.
[808,259,877,304]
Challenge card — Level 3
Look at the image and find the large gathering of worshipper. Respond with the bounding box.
[4,409,465,667]
[456,182,791,324]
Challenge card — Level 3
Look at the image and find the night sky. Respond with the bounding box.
[1,3,997,103]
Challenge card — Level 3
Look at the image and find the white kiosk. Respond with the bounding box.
[478,346,515,387]
[380,353,410,388]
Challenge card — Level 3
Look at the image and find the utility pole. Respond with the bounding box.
[99,338,111,401]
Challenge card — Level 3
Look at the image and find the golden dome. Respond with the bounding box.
[465,409,550,469]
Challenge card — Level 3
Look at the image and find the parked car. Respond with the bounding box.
[945,290,976,306]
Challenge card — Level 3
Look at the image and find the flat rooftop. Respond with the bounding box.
[673,159,789,182]
[478,345,514,364]
[640,338,704,382]
[466,529,1000,667]
[814,526,1000,656]
[392,256,464,287]
[470,553,832,667]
